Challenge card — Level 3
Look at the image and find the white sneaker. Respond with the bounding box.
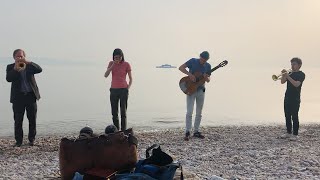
[280,133,291,139]
[289,135,298,141]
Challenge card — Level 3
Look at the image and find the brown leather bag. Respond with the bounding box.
[59,128,138,180]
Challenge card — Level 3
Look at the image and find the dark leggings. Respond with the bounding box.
[110,88,128,131]
[284,100,300,135]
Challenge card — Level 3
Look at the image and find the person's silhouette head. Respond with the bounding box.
[105,125,119,134]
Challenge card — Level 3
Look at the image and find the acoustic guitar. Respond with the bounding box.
[179,60,228,95]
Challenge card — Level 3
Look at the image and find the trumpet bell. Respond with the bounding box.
[272,74,279,81]
[272,69,292,81]
[18,62,26,69]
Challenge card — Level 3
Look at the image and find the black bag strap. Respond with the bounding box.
[179,163,184,180]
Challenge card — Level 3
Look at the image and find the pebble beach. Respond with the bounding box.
[0,124,320,179]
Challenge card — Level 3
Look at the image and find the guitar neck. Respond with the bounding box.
[195,64,223,85]
[208,65,221,74]
[196,65,221,84]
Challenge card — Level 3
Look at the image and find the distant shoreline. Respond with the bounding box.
[1,123,320,138]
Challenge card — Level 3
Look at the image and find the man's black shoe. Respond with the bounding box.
[184,131,190,141]
[29,141,34,146]
[13,142,22,147]
[193,132,205,139]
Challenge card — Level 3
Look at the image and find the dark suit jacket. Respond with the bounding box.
[6,62,42,103]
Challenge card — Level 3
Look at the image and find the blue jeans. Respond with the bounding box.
[186,89,205,133]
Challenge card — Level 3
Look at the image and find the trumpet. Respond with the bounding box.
[272,69,292,81]
[18,62,26,70]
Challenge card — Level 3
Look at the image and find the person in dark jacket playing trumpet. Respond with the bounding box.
[6,49,42,147]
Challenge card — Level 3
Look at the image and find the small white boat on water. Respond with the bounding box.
[156,64,176,68]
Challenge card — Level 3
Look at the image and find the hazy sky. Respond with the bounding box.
[0,0,319,68]
[1,1,320,135]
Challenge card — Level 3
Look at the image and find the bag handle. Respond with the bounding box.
[146,144,159,158]
[179,163,184,180]
[128,133,138,146]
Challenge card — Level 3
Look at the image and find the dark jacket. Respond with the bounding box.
[6,62,42,103]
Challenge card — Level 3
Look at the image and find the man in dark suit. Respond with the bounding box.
[6,49,42,147]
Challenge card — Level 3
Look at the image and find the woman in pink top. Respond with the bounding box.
[104,48,132,131]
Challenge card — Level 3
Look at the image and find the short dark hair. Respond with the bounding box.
[200,51,210,60]
[291,57,302,66]
[113,48,125,61]
[13,49,26,58]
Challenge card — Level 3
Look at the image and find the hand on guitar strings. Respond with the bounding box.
[203,73,210,82]
[188,74,196,82]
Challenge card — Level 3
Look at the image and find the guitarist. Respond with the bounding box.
[179,51,211,141]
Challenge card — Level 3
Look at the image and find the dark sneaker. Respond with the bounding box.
[289,135,298,141]
[193,132,205,139]
[184,132,190,141]
[13,142,22,147]
[280,133,291,139]
[29,141,34,146]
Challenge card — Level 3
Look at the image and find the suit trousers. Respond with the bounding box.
[12,92,37,144]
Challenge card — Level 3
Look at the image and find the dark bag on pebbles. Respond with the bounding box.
[59,128,138,180]
[114,144,183,180]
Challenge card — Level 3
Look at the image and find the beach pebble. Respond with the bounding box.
[208,175,225,180]
[0,125,320,179]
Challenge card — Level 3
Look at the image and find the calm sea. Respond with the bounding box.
[1,61,319,137]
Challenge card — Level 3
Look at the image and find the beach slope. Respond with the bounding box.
[0,125,319,179]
